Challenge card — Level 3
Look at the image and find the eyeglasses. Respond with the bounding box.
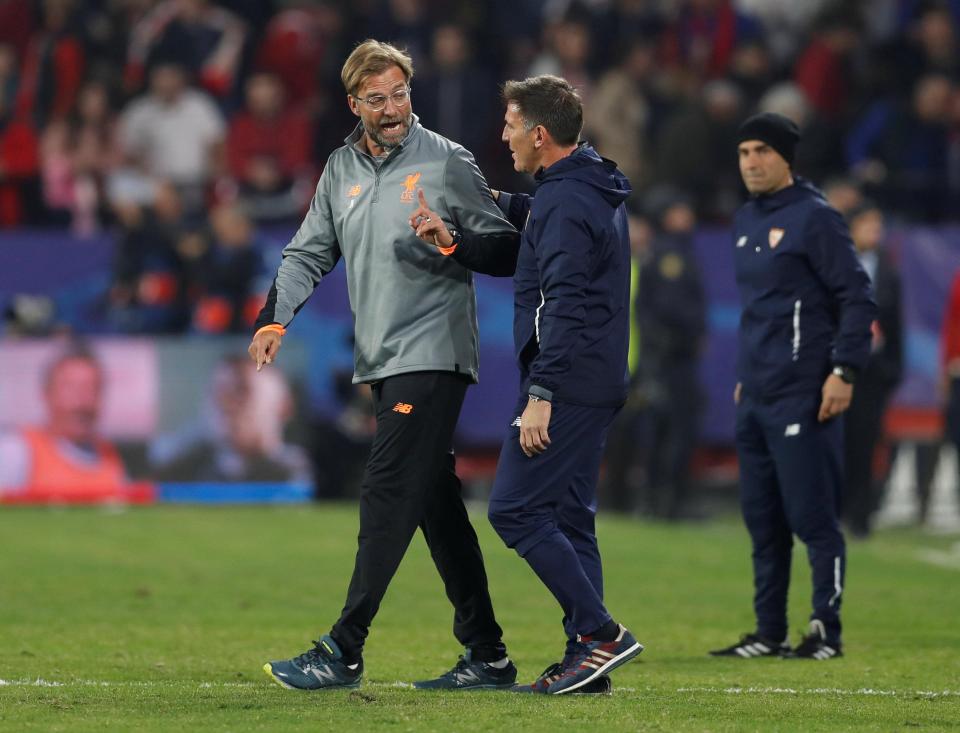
[355,87,411,112]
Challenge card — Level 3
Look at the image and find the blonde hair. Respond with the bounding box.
[341,39,414,97]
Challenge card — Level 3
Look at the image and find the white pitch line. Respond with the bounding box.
[676,686,960,699]
[2,680,958,699]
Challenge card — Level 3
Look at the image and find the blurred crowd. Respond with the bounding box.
[0,0,958,333]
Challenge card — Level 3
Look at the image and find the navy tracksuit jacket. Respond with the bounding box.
[450,143,632,637]
[732,177,876,644]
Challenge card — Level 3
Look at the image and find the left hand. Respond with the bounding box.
[409,188,453,247]
[818,373,853,422]
[520,398,552,457]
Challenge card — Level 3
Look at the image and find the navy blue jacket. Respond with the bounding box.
[451,144,632,406]
[733,178,877,400]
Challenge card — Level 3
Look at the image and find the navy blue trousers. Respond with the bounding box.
[736,391,846,644]
[488,394,618,639]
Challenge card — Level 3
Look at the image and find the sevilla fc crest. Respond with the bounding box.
[768,227,785,248]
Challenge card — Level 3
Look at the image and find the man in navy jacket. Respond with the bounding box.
[710,113,876,661]
[411,75,642,694]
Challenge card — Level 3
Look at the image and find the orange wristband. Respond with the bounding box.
[437,243,458,256]
[255,323,286,338]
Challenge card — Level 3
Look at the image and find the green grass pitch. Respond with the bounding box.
[1,505,958,731]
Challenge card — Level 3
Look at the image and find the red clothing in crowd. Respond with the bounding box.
[794,38,847,122]
[16,33,85,124]
[661,0,739,78]
[942,270,960,371]
[227,108,313,183]
[0,118,39,226]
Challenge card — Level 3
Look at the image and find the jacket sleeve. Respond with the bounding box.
[254,165,341,329]
[805,206,877,371]
[526,193,596,399]
[442,147,519,277]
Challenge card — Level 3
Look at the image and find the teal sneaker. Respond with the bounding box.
[413,649,517,690]
[546,625,643,695]
[263,635,362,690]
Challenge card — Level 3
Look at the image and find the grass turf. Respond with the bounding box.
[1,505,958,732]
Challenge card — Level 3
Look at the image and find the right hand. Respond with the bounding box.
[248,327,283,371]
[734,382,742,405]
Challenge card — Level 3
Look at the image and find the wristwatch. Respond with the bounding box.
[832,365,857,384]
[446,226,462,247]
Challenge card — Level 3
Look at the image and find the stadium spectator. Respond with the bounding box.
[253,1,344,109]
[529,17,594,102]
[117,62,225,213]
[0,345,129,500]
[584,37,658,188]
[124,0,247,100]
[226,72,314,224]
[415,24,497,164]
[847,72,954,220]
[710,112,875,661]
[149,354,311,483]
[660,0,763,86]
[755,82,846,184]
[0,45,39,228]
[654,78,745,220]
[109,181,188,333]
[191,204,263,334]
[253,40,518,693]
[822,176,864,217]
[15,0,85,128]
[793,10,861,123]
[38,79,121,233]
[636,187,706,521]
[844,200,903,538]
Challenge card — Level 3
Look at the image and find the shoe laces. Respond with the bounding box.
[441,654,472,679]
[294,640,334,669]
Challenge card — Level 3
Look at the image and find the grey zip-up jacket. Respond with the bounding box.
[254,115,517,384]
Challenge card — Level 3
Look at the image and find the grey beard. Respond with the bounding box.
[364,114,412,151]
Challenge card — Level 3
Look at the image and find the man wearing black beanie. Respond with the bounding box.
[709,112,877,661]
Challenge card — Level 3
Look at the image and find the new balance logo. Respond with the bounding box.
[785,423,800,437]
[392,402,414,414]
[511,416,522,427]
[307,665,342,683]
[454,669,480,685]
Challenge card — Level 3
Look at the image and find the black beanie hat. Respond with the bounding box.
[736,112,800,166]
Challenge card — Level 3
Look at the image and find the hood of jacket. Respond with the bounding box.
[534,143,632,207]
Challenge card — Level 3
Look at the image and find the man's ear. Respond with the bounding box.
[348,95,360,117]
[534,125,546,149]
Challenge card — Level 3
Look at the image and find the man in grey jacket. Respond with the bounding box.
[252,40,519,691]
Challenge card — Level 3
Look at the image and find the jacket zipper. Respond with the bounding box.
[535,289,545,345]
[792,299,801,361]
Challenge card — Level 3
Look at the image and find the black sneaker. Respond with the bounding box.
[263,635,362,690]
[709,632,789,658]
[512,661,612,695]
[784,621,842,660]
[413,649,518,690]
